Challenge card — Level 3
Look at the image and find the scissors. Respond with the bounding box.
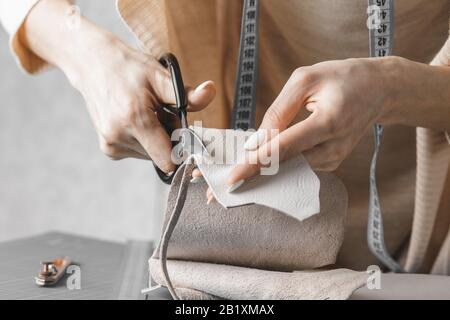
[154,53,208,184]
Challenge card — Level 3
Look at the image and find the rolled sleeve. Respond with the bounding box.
[432,34,450,145]
[0,0,48,74]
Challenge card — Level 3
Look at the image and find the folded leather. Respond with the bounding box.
[151,128,365,300]
[150,258,368,300]
[154,163,348,271]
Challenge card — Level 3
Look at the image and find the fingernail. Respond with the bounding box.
[195,81,209,93]
[227,179,245,193]
[190,177,204,184]
[167,171,174,176]
[244,130,266,151]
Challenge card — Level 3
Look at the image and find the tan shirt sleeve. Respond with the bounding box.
[0,0,49,74]
[444,37,450,145]
[445,37,450,145]
[440,36,450,145]
[445,15,450,145]
[432,15,450,145]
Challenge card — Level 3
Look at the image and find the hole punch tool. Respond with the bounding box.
[35,257,72,287]
[153,53,209,185]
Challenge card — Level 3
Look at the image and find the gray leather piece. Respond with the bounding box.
[155,164,348,272]
[150,258,368,300]
[147,274,450,300]
[152,127,352,299]
[191,127,321,221]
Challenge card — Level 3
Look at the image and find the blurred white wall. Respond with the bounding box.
[0,0,167,243]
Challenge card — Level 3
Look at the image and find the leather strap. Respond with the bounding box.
[158,163,196,300]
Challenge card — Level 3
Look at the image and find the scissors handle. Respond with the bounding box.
[154,53,188,185]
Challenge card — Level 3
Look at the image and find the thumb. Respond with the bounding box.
[186,81,216,112]
[150,64,216,112]
[244,69,312,151]
[230,69,313,185]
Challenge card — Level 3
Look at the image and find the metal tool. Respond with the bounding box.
[35,257,72,286]
[154,53,209,185]
[154,0,260,183]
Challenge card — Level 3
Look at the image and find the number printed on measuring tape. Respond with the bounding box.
[369,0,394,57]
[375,23,391,37]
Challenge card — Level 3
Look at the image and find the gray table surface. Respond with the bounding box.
[3,233,449,300]
[0,232,153,300]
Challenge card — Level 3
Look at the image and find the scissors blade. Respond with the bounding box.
[180,128,209,158]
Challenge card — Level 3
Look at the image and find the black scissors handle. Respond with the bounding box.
[154,53,188,185]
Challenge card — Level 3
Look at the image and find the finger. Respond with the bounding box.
[133,112,176,174]
[191,168,204,184]
[186,81,216,112]
[192,169,202,178]
[228,114,328,185]
[303,145,339,172]
[149,64,216,111]
[227,163,260,188]
[125,150,151,161]
[310,160,341,172]
[126,137,153,159]
[148,65,177,105]
[228,136,280,185]
[206,188,216,205]
[302,137,350,171]
[243,69,316,151]
[99,135,148,161]
[155,82,215,133]
[259,68,316,131]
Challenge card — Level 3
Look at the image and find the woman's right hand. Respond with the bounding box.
[67,34,215,173]
[22,0,216,174]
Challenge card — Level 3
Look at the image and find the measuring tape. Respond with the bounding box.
[231,0,260,131]
[367,0,404,272]
[230,0,403,272]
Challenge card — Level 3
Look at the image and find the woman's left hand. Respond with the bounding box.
[199,56,450,201]
[227,57,402,188]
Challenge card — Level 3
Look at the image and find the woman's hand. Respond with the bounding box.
[228,58,392,182]
[67,34,215,173]
[197,56,450,202]
[22,0,216,173]
[198,57,392,202]
[227,56,450,189]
